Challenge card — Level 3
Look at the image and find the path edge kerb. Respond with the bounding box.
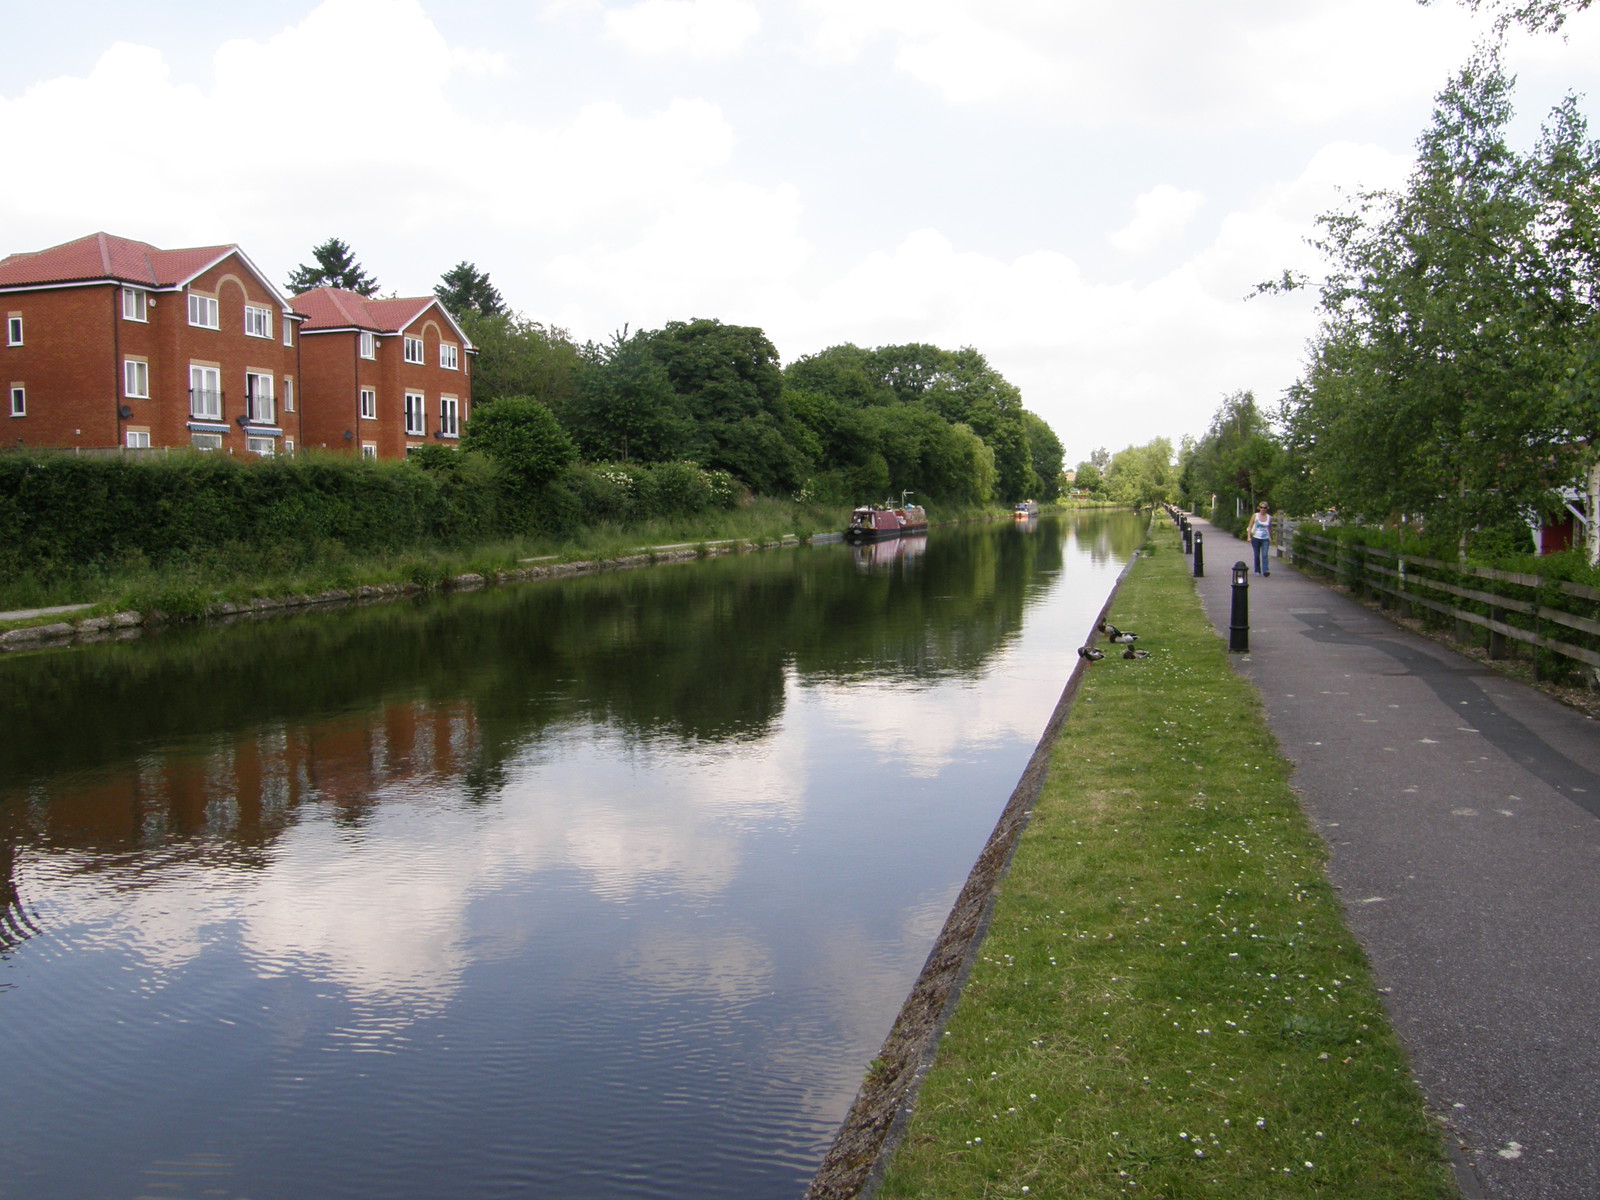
[803,547,1145,1200]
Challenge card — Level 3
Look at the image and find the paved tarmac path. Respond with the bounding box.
[1183,519,1600,1200]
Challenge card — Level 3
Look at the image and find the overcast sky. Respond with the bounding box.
[4,0,1598,466]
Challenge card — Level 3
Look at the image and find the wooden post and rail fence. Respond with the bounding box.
[1285,525,1600,687]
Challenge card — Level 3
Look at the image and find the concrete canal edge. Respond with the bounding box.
[803,550,1143,1200]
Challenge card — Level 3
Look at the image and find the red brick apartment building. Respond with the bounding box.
[2,232,476,460]
[291,288,474,460]
[1,232,303,455]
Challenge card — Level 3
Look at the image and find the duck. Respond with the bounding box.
[1101,623,1139,644]
[1077,645,1105,661]
[1122,647,1151,660]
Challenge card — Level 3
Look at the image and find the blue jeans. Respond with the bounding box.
[1251,537,1270,574]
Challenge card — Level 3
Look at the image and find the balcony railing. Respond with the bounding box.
[190,388,223,420]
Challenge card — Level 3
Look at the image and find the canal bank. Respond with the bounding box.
[808,519,1464,1200]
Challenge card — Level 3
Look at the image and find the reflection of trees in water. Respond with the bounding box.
[0,512,1144,904]
[0,834,41,957]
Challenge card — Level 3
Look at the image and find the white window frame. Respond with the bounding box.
[245,304,272,339]
[283,319,294,347]
[283,438,295,456]
[245,436,276,457]
[404,390,426,436]
[282,377,294,413]
[360,387,377,420]
[124,359,150,399]
[191,432,223,452]
[190,364,221,419]
[9,385,24,416]
[361,442,378,460]
[359,331,376,359]
[439,343,458,370]
[245,371,275,423]
[122,289,149,322]
[439,394,459,438]
[125,430,151,449]
[188,292,219,329]
[6,316,21,346]
[403,336,424,365]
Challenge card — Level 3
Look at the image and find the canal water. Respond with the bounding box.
[0,510,1146,1200]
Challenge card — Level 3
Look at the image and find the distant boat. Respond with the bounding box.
[845,495,928,543]
[1013,500,1039,520]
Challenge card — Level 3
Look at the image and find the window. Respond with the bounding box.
[359,331,376,359]
[9,385,23,416]
[403,336,424,364]
[246,436,276,457]
[439,395,459,437]
[245,372,275,423]
[190,365,221,418]
[188,292,219,329]
[404,391,425,436]
[122,289,148,322]
[6,316,21,346]
[439,343,458,370]
[360,387,377,420]
[245,305,272,339]
[361,442,378,460]
[124,359,150,399]
[191,432,223,452]
[125,430,151,449]
[283,319,294,347]
[282,377,294,413]
[283,438,295,456]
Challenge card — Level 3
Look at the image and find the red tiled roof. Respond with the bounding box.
[0,231,233,290]
[294,288,468,347]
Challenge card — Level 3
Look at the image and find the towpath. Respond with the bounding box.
[1187,517,1600,1200]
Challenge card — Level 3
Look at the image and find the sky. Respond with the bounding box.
[3,0,1599,467]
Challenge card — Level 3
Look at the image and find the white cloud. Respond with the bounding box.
[794,0,1481,125]
[548,179,809,317]
[603,0,763,59]
[1110,185,1206,256]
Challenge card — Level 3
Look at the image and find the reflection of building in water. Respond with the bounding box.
[0,696,481,924]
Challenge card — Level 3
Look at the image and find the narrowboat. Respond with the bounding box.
[844,497,928,543]
[1013,499,1039,519]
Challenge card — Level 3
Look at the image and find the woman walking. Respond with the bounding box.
[1249,502,1272,576]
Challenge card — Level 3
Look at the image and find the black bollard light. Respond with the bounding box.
[1182,518,1192,555]
[1229,560,1250,652]
[1192,530,1204,577]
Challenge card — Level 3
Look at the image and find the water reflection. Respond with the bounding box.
[0,511,1146,1200]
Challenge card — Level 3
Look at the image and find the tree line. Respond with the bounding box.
[1179,17,1600,567]
[286,242,1063,508]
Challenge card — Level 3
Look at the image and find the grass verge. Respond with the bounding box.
[871,523,1458,1199]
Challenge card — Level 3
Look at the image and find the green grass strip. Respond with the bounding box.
[875,523,1458,1199]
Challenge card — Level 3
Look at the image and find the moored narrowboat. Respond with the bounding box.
[844,498,928,543]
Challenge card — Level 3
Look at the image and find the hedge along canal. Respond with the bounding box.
[808,519,1458,1200]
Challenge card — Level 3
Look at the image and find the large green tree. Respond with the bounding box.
[460,312,583,411]
[435,261,505,317]
[1288,52,1600,553]
[568,328,693,463]
[640,318,812,495]
[1180,390,1282,527]
[286,237,378,295]
[1103,439,1177,509]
